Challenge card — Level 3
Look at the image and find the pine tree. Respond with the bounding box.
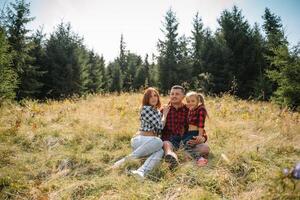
[262,8,289,98]
[148,54,159,87]
[133,65,146,90]
[190,14,218,93]
[206,30,232,94]
[76,45,90,93]
[267,44,300,109]
[0,27,17,101]
[263,8,287,53]
[127,53,142,91]
[44,22,88,98]
[119,34,127,70]
[118,34,130,91]
[105,62,113,92]
[5,0,43,99]
[157,8,180,94]
[133,55,149,90]
[29,28,47,98]
[86,50,105,93]
[177,35,192,85]
[143,54,150,87]
[106,61,122,93]
[251,23,270,100]
[191,12,205,76]
[217,6,261,98]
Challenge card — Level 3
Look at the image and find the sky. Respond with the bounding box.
[1,0,299,62]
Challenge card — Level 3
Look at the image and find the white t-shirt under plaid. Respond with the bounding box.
[139,105,163,133]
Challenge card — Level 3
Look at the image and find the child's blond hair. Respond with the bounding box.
[186,91,205,106]
[186,91,209,117]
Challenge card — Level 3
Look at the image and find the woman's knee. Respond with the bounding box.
[155,149,164,159]
[152,137,163,149]
[131,135,141,149]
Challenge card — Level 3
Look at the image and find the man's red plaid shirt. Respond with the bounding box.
[161,103,189,141]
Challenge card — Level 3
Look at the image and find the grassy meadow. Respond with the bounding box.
[0,93,299,199]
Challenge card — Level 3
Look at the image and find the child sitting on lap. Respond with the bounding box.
[182,91,208,167]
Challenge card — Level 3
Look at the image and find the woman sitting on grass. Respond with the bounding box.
[112,87,169,180]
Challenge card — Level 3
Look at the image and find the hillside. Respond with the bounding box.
[0,93,299,199]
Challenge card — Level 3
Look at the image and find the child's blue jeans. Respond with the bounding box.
[168,131,200,159]
[183,131,201,159]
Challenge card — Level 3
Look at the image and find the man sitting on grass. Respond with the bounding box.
[161,85,210,169]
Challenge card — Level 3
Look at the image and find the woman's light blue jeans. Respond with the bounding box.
[130,135,164,175]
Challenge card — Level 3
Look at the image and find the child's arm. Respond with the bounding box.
[192,107,206,143]
[198,128,204,137]
[190,128,204,144]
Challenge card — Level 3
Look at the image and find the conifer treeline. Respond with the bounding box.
[0,0,299,109]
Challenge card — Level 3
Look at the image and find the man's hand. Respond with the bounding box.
[187,135,205,145]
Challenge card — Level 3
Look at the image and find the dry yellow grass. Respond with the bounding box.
[0,93,299,199]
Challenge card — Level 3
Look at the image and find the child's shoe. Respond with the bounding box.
[196,157,208,167]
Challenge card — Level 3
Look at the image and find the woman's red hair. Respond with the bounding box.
[142,87,161,109]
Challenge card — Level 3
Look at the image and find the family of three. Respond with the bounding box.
[112,85,210,180]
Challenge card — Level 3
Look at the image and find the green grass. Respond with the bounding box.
[0,93,299,199]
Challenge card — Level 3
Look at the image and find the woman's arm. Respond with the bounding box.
[161,105,170,128]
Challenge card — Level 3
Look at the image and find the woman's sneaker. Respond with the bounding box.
[111,157,126,169]
[130,170,145,181]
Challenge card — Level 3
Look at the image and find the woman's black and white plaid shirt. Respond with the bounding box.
[139,105,163,133]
